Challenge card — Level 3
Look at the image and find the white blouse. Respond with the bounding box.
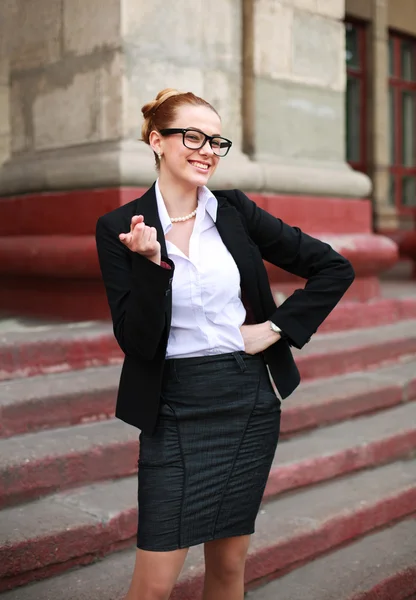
[155,180,246,359]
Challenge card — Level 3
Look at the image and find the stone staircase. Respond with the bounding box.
[1,313,416,599]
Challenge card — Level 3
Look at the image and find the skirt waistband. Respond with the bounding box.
[163,351,265,383]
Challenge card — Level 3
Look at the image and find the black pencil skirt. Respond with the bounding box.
[137,351,281,551]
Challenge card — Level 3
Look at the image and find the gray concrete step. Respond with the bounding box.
[246,516,416,600]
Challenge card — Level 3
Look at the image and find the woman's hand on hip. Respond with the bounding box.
[240,322,281,355]
[119,215,161,265]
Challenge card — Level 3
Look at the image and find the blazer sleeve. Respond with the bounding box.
[233,189,355,349]
[95,215,174,360]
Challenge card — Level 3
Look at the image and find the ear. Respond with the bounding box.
[149,130,163,155]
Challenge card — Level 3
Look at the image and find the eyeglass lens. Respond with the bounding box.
[183,131,231,157]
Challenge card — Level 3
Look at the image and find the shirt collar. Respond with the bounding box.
[155,179,218,235]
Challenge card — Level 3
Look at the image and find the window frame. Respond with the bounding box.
[389,30,416,214]
[345,18,368,174]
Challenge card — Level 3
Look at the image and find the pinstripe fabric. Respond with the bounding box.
[137,352,281,551]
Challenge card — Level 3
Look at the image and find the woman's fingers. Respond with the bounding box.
[119,218,160,258]
[130,215,144,231]
[119,232,131,244]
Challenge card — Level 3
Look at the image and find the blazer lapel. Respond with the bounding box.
[134,183,168,257]
[215,196,262,321]
[134,183,171,327]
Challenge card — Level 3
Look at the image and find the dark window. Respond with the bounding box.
[389,32,416,211]
[345,21,367,173]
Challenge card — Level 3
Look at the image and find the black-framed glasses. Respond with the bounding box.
[159,128,232,157]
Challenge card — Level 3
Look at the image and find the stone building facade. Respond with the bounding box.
[0,0,406,320]
[345,0,416,259]
[0,0,370,197]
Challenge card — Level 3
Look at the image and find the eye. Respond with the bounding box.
[185,132,203,143]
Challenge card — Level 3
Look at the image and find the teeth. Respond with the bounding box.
[190,161,209,170]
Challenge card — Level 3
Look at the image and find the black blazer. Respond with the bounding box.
[96,184,355,433]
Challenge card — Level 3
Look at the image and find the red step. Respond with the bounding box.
[265,400,416,499]
[1,358,415,440]
[1,319,416,383]
[246,517,416,600]
[0,365,120,438]
[0,459,415,595]
[0,320,120,382]
[281,359,416,436]
[1,393,416,508]
[3,517,415,600]
[294,319,416,380]
[1,373,416,508]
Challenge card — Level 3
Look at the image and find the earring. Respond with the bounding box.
[157,152,162,161]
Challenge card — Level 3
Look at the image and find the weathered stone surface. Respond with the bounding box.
[10,79,30,154]
[33,70,102,150]
[0,61,8,88]
[316,0,344,19]
[255,1,293,79]
[9,0,62,70]
[100,52,124,141]
[0,135,9,165]
[389,0,416,38]
[63,0,121,55]
[122,0,240,72]
[255,78,344,162]
[0,138,371,198]
[290,0,318,12]
[28,48,123,152]
[0,87,9,136]
[345,0,372,21]
[203,70,242,148]
[122,0,241,142]
[0,0,372,200]
[123,0,204,67]
[123,55,205,139]
[292,11,344,90]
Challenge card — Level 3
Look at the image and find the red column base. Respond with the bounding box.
[0,188,399,324]
[379,229,416,279]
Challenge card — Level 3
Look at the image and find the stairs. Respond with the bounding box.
[1,316,416,599]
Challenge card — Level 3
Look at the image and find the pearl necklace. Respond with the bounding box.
[170,208,197,223]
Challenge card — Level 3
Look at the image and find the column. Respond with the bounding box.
[252,0,371,198]
[371,0,395,230]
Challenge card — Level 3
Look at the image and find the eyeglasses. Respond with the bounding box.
[159,128,232,157]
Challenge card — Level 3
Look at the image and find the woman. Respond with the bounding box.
[95,88,355,600]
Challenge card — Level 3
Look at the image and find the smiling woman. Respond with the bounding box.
[95,88,355,600]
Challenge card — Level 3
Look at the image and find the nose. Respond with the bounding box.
[199,139,214,156]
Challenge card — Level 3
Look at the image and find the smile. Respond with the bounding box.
[189,161,210,171]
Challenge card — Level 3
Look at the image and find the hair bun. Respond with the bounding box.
[142,88,181,119]
[141,88,182,143]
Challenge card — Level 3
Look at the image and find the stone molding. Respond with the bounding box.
[0,140,372,199]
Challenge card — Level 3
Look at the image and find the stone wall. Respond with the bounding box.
[0,0,370,198]
[121,0,242,148]
[0,1,12,165]
[7,0,123,155]
[0,59,9,166]
[254,0,346,163]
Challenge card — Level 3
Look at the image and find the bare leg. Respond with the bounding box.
[202,535,251,600]
[125,547,189,600]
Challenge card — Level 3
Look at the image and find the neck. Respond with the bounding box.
[158,173,199,218]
